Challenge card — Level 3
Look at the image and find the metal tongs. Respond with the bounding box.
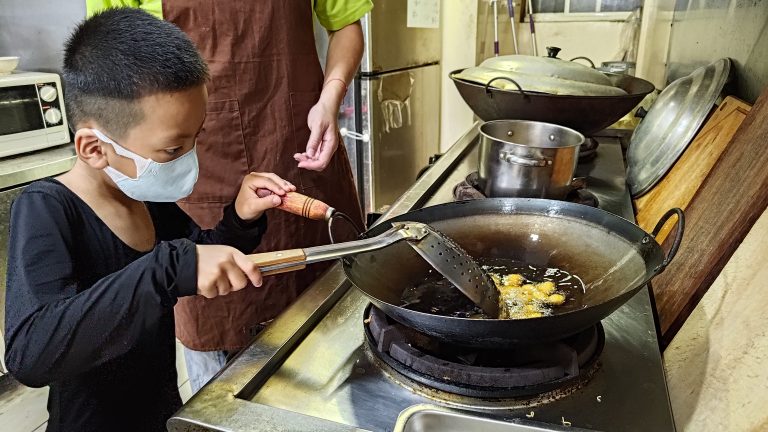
[250,193,499,317]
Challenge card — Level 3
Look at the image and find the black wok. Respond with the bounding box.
[343,199,683,348]
[450,70,655,135]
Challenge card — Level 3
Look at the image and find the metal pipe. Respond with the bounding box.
[506,0,519,54]
[526,0,538,55]
[492,0,500,56]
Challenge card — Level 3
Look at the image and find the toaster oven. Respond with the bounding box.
[0,71,70,158]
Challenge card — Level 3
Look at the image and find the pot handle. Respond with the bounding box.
[570,177,587,189]
[499,150,552,167]
[650,208,685,273]
[569,56,596,68]
[485,77,529,98]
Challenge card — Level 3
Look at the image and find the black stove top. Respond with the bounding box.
[578,138,600,162]
[365,305,604,400]
[453,172,600,207]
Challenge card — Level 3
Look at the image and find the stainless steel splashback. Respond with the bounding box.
[666,0,768,103]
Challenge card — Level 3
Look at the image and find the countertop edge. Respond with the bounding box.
[0,144,76,191]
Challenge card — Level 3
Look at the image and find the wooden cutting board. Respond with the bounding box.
[635,97,752,243]
[651,88,768,348]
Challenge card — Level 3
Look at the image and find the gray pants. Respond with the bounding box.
[183,347,231,393]
[182,321,271,393]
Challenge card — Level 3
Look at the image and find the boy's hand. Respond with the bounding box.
[196,245,262,298]
[235,172,296,221]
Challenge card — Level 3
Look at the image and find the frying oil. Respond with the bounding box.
[400,258,585,319]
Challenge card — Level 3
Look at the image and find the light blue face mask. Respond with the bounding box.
[92,129,199,202]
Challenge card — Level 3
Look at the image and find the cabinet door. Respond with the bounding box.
[364,64,441,212]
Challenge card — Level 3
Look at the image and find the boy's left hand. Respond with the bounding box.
[235,172,296,221]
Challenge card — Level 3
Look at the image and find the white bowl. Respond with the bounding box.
[0,56,20,75]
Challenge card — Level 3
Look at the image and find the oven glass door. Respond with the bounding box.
[0,85,44,136]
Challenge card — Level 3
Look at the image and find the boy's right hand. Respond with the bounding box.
[195,245,262,298]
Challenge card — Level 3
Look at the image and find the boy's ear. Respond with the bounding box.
[74,128,109,169]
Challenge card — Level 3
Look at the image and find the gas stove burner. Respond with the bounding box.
[578,138,599,162]
[565,187,599,207]
[364,305,604,399]
[453,172,599,208]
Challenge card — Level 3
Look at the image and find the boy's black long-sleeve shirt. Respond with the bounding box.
[4,178,266,432]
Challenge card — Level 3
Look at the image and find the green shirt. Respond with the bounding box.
[86,0,162,19]
[86,0,373,31]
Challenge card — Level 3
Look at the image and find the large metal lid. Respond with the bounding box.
[627,58,731,197]
[453,54,628,97]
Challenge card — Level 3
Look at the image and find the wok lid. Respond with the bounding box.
[627,58,731,197]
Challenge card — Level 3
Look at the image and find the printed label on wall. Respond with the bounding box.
[407,0,440,28]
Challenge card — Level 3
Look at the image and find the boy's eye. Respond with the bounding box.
[163,147,181,155]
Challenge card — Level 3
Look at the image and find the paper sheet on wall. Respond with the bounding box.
[407,0,440,28]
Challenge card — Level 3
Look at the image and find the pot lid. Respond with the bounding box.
[452,54,627,97]
[627,58,731,197]
[480,55,612,86]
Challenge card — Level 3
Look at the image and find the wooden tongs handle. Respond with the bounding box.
[247,222,428,277]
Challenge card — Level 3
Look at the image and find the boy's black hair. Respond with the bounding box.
[63,8,208,139]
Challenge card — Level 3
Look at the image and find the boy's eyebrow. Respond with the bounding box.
[169,115,207,141]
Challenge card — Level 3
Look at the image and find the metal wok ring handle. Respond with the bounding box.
[484,77,528,98]
[569,56,596,68]
[327,211,364,244]
[650,208,685,273]
[499,150,551,167]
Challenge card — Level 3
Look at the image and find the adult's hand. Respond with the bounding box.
[294,20,364,172]
[293,91,342,171]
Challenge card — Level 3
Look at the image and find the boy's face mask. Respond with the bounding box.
[91,129,199,202]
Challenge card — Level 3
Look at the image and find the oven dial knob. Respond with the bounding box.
[39,85,58,102]
[44,108,62,125]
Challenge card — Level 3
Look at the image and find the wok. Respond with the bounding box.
[344,199,683,348]
[450,69,655,135]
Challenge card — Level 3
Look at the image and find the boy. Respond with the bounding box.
[3,9,294,431]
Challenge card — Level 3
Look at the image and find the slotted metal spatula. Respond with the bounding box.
[248,221,499,318]
[405,224,499,318]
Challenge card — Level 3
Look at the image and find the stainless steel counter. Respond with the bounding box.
[0,144,76,192]
[168,124,674,432]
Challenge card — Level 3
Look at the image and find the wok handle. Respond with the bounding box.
[252,223,429,275]
[484,77,528,98]
[651,208,685,273]
[248,249,307,276]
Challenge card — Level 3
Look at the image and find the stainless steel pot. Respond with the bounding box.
[478,120,584,198]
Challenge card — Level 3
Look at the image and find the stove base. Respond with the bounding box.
[365,305,604,400]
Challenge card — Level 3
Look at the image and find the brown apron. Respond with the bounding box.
[162,0,363,351]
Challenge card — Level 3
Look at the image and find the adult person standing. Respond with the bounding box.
[86,0,371,392]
